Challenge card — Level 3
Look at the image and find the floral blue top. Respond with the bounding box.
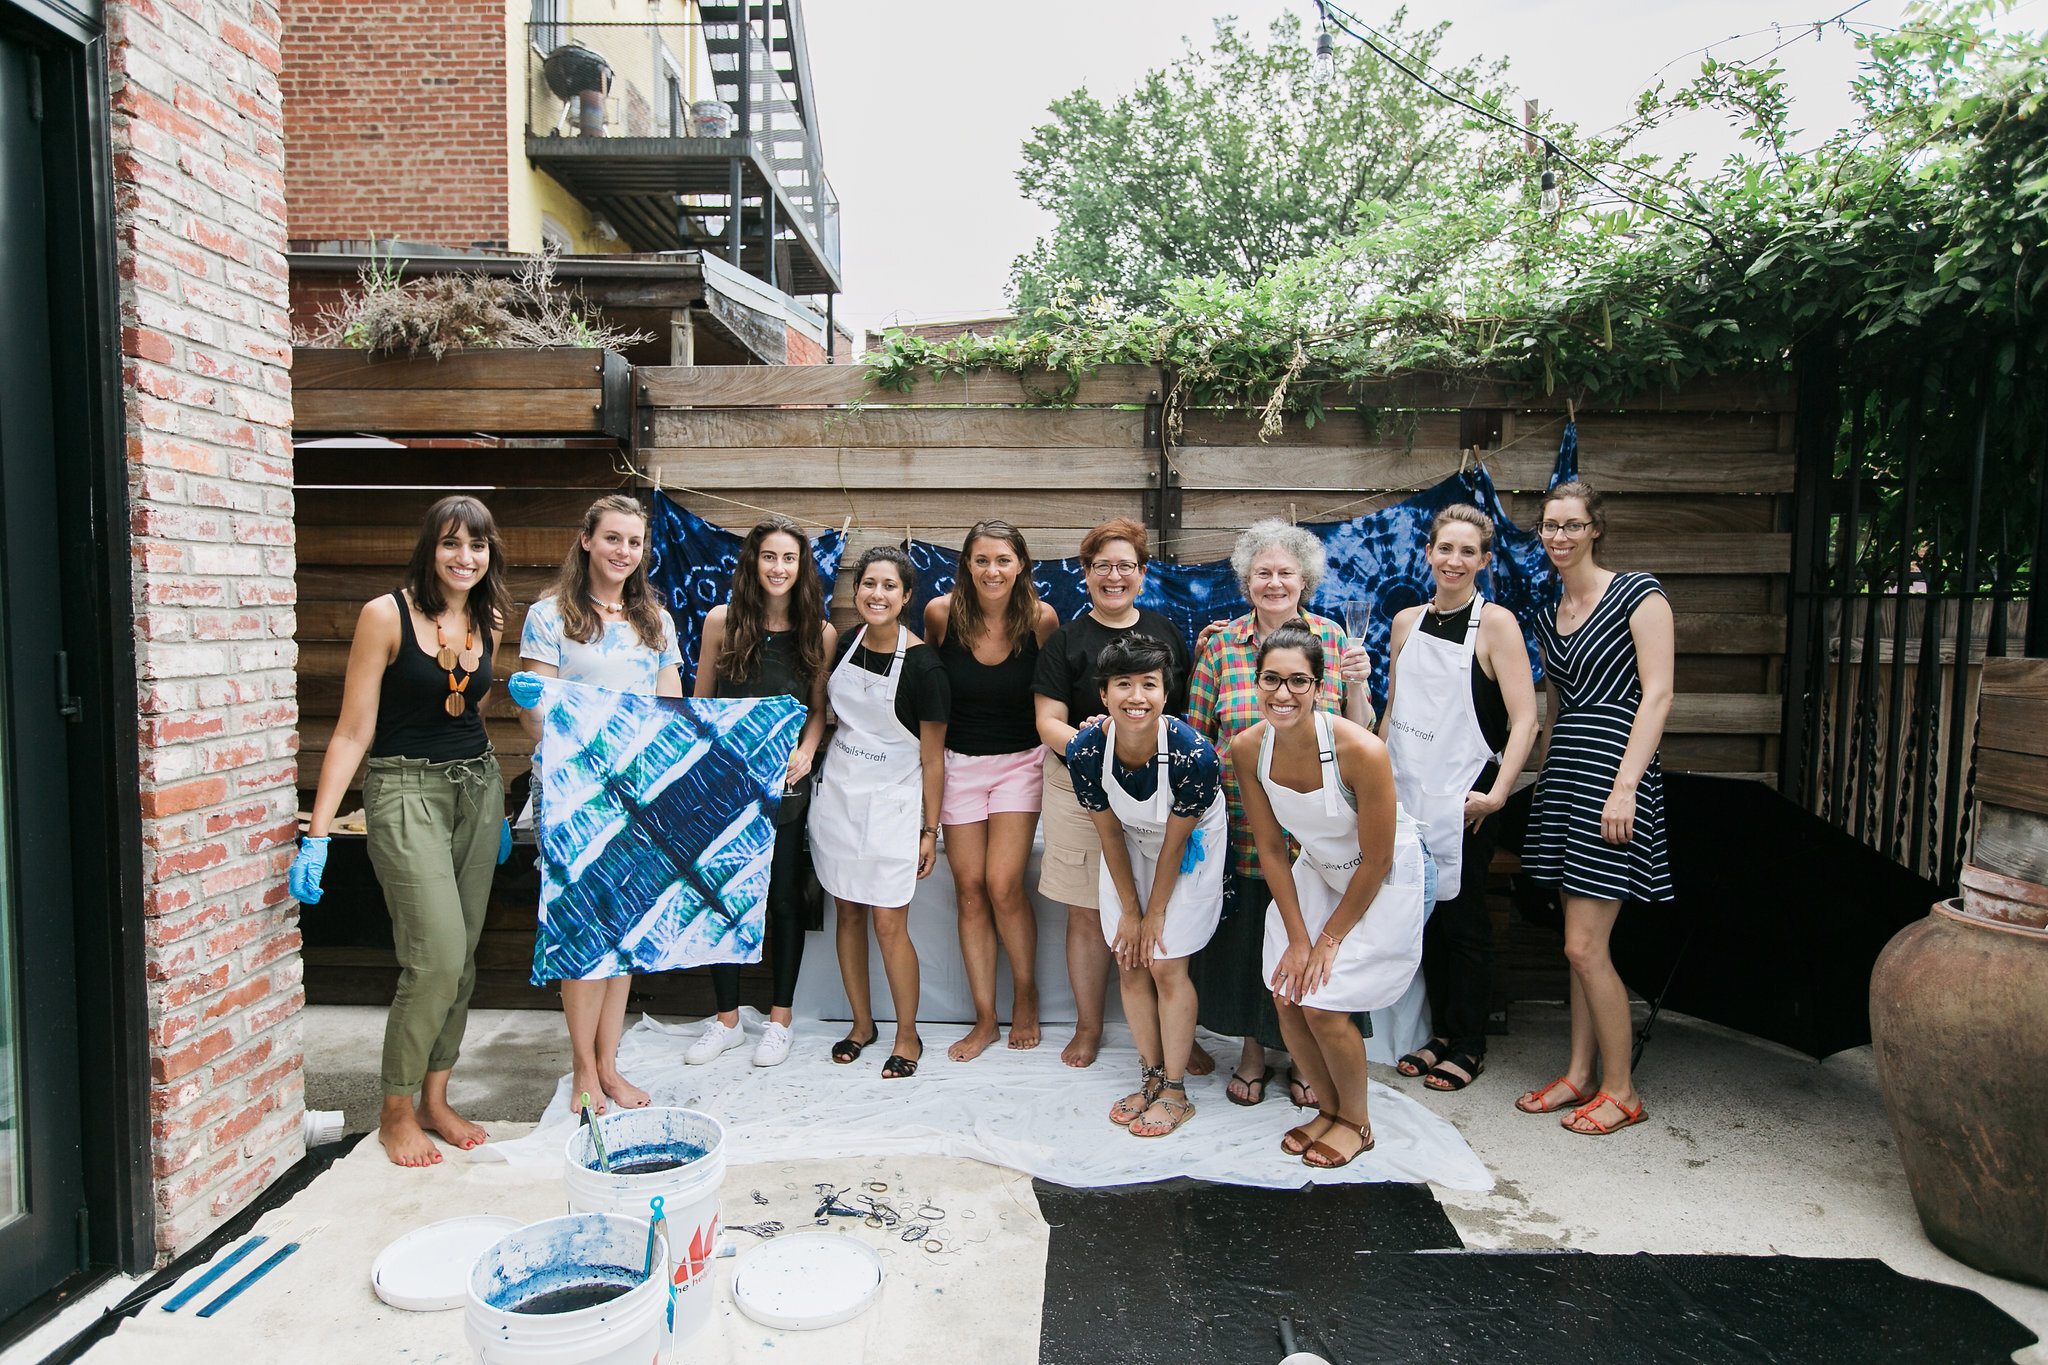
[1066,717,1223,818]
[519,596,682,694]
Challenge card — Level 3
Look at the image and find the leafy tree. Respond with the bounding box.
[1009,9,1527,314]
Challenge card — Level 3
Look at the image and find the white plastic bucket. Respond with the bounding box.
[563,1108,725,1343]
[465,1213,672,1365]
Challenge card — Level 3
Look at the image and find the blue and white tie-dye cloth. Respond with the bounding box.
[529,677,806,983]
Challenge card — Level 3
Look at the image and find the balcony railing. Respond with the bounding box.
[524,21,839,280]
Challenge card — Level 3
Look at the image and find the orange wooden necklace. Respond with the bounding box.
[436,616,481,717]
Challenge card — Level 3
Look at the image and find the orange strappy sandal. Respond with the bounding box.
[1515,1075,1592,1114]
[1563,1091,1646,1135]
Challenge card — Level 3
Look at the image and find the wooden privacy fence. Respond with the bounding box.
[639,364,1797,781]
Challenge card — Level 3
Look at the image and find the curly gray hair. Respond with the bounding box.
[1230,518,1326,602]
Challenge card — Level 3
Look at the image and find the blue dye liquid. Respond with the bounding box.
[511,1280,635,1315]
[487,1264,643,1314]
[597,1141,705,1175]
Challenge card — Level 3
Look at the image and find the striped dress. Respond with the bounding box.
[1523,571,1674,902]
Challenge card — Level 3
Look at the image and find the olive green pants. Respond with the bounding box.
[364,752,504,1096]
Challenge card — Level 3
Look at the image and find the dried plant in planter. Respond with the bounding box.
[299,247,653,358]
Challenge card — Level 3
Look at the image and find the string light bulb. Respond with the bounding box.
[1539,169,1560,216]
[1313,27,1336,85]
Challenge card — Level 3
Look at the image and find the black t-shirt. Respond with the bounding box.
[831,632,951,739]
[1416,598,1511,792]
[1031,609,1192,761]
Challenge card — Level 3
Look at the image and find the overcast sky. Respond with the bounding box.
[802,1,2032,341]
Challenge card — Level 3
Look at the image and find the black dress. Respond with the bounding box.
[1523,572,1674,902]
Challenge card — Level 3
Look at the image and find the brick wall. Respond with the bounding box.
[279,0,510,247]
[106,0,306,1257]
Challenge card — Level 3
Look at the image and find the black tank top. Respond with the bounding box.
[1417,597,1509,791]
[937,627,1040,756]
[371,591,492,761]
[714,626,810,823]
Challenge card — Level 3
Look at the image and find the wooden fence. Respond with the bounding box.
[295,360,1796,1008]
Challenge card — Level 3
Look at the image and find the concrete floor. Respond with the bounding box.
[303,1002,2048,1362]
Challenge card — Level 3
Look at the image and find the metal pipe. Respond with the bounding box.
[1881,386,1922,861]
[1910,513,1944,879]
[825,292,835,363]
[1939,383,1989,885]
[763,178,777,290]
[728,158,743,266]
[1781,337,1840,808]
[1827,392,1866,824]
[729,0,750,268]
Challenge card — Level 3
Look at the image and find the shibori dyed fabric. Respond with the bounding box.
[529,677,806,983]
[643,491,845,691]
[1307,467,1557,711]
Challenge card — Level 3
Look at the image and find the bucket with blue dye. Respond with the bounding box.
[465,1212,671,1364]
[563,1107,725,1343]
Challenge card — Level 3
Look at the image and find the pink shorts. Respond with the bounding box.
[941,746,1047,825]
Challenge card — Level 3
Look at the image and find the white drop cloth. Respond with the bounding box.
[474,1011,1492,1192]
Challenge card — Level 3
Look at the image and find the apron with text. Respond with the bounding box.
[1095,720,1229,961]
[1258,710,1428,1013]
[1384,594,1498,900]
[809,627,922,908]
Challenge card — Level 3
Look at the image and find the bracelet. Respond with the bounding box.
[920,826,939,836]
[1317,931,1342,948]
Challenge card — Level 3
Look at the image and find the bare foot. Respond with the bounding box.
[948,1019,1001,1062]
[572,1071,607,1117]
[379,1105,444,1167]
[601,1069,650,1109]
[1007,991,1041,1050]
[1061,1027,1102,1068]
[1187,1042,1216,1076]
[417,1097,488,1150]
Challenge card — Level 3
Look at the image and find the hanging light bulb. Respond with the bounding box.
[1314,27,1336,85]
[1539,169,1560,216]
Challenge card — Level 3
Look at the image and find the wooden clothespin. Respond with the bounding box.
[1566,397,1577,424]
[1288,501,1298,526]
[840,515,851,540]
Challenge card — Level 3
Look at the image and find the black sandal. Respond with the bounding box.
[880,1049,921,1079]
[1423,1051,1485,1092]
[831,1031,879,1064]
[1226,1066,1276,1107]
[1284,1067,1319,1110]
[1397,1037,1452,1079]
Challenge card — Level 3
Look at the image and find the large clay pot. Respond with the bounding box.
[1870,895,2048,1287]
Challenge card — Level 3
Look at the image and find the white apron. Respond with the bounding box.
[1257,710,1428,1013]
[809,626,923,908]
[1383,594,1499,900]
[1094,720,1228,961]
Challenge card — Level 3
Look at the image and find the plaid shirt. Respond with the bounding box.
[1187,610,1367,879]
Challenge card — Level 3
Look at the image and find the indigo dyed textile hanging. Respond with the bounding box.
[528,677,806,984]
[644,492,845,691]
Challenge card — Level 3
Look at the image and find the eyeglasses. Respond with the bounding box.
[1539,520,1592,538]
[1255,671,1318,695]
[1087,559,1141,577]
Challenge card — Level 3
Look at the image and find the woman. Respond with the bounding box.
[1068,635,1226,1138]
[506,494,683,1115]
[925,522,1060,1062]
[688,516,835,1068]
[291,496,511,1166]
[1380,505,1539,1093]
[1032,518,1195,1069]
[815,547,950,1077]
[1515,481,1674,1136]
[1187,519,1370,1111]
[1236,623,1427,1166]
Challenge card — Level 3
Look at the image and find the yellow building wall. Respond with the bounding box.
[504,0,702,254]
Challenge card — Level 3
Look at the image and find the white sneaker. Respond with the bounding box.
[685,1018,747,1065]
[752,1021,792,1067]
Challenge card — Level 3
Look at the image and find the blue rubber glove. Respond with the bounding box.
[1179,827,1207,876]
[498,818,513,865]
[290,836,330,905]
[507,670,546,710]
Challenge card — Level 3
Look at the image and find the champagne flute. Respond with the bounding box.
[1341,599,1372,684]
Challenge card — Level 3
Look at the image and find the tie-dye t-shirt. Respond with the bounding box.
[520,596,682,694]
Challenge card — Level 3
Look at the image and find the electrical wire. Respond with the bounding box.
[1314,0,1727,249]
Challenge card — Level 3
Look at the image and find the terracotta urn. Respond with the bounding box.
[1869,878,2048,1288]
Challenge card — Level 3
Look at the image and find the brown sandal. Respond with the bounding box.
[1281,1112,1335,1157]
[1302,1116,1375,1169]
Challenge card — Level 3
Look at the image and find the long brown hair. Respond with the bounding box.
[1540,480,1608,564]
[717,516,827,689]
[947,520,1040,655]
[404,495,508,640]
[549,494,667,649]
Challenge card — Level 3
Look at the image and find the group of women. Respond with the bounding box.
[290,480,1675,1166]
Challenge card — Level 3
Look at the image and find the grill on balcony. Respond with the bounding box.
[524,17,840,297]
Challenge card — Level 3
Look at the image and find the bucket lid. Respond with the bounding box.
[731,1231,884,1331]
[372,1216,524,1312]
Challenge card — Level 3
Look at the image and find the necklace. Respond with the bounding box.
[590,594,624,612]
[1429,592,1475,619]
[436,615,480,717]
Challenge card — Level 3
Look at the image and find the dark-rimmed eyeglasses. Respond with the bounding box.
[1255,671,1318,695]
